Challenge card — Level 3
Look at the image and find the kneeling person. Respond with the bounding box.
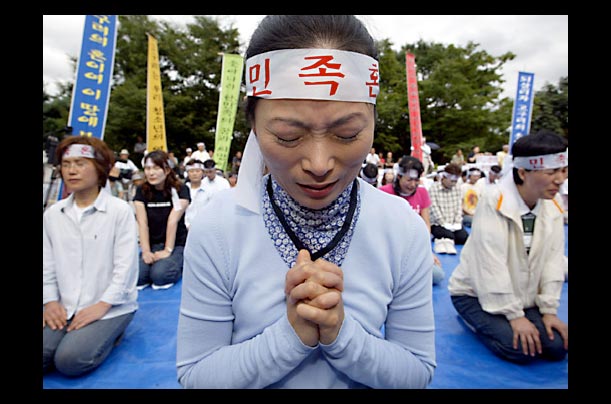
[448,130,568,364]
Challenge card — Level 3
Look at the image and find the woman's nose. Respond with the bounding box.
[302,139,335,177]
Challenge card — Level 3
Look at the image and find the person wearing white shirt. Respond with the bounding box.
[184,159,208,229]
[476,164,502,189]
[421,136,434,175]
[365,147,380,166]
[114,149,139,188]
[43,136,139,377]
[182,148,193,178]
[200,159,230,205]
[191,142,211,163]
[182,148,193,167]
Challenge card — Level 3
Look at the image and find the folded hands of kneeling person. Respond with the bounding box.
[285,249,345,346]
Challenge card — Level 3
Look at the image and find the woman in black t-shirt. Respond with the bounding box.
[134,150,191,290]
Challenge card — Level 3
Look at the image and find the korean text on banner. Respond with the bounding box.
[67,15,118,139]
[405,53,423,162]
[509,71,535,152]
[214,54,244,172]
[146,34,167,152]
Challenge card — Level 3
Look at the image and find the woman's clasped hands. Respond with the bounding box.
[285,249,345,346]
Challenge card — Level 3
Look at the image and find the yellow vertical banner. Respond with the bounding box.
[214,53,244,172]
[146,34,167,152]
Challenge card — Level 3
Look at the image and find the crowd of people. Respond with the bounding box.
[43,15,568,389]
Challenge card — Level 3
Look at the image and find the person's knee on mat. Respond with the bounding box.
[53,348,98,377]
[542,332,568,361]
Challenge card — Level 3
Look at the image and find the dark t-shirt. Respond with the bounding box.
[134,184,191,246]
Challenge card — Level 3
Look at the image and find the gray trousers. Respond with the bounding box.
[43,311,135,376]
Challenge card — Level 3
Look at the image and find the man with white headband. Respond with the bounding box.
[359,162,379,186]
[461,166,483,228]
[177,15,435,389]
[429,163,469,254]
[191,142,210,163]
[43,136,139,376]
[199,158,230,202]
[448,129,568,364]
[183,159,207,229]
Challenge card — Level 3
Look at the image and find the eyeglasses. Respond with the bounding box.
[61,160,89,170]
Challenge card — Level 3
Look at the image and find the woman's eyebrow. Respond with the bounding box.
[268,112,366,130]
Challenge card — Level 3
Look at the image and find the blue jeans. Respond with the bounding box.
[451,295,567,364]
[138,243,184,286]
[43,311,135,376]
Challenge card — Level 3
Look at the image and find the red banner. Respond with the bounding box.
[405,53,423,162]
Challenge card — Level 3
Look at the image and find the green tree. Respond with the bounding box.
[374,40,515,164]
[530,76,568,140]
[42,81,72,141]
[375,39,410,157]
[103,15,244,168]
[407,40,515,161]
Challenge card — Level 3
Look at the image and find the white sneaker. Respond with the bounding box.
[152,282,174,290]
[136,283,150,291]
[445,238,457,255]
[434,239,447,254]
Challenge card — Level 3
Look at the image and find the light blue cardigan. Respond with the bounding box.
[177,177,436,388]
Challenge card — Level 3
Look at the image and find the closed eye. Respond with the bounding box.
[334,133,359,142]
[275,134,303,145]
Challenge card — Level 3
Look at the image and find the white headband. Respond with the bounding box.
[63,144,95,159]
[397,168,419,179]
[441,172,460,181]
[245,48,379,104]
[467,169,481,179]
[234,130,266,214]
[186,163,205,171]
[513,150,568,170]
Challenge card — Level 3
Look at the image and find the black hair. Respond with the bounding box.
[141,150,182,200]
[393,156,423,195]
[203,159,216,169]
[186,159,205,167]
[361,163,378,184]
[490,165,502,174]
[512,130,568,185]
[466,167,482,181]
[244,15,378,124]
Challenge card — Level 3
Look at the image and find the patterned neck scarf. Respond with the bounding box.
[261,175,361,268]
